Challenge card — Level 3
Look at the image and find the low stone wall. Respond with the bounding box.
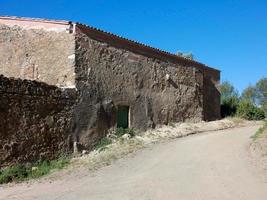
[0,75,76,167]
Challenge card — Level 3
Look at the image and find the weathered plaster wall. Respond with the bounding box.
[72,30,204,149]
[0,23,75,87]
[0,75,76,167]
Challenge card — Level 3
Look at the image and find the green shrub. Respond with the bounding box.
[221,96,239,117]
[94,137,112,151]
[29,157,69,179]
[236,100,265,120]
[0,157,70,184]
[0,165,28,184]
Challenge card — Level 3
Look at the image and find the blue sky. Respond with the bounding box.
[0,0,266,93]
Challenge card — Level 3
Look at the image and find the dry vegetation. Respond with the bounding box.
[2,118,261,184]
[250,120,267,174]
[69,118,259,171]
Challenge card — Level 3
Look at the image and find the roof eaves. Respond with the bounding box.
[76,23,220,73]
[0,16,219,73]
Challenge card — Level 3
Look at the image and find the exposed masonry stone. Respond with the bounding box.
[72,34,205,149]
[0,75,76,167]
[0,19,220,166]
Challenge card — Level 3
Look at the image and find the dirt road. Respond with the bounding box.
[1,125,267,200]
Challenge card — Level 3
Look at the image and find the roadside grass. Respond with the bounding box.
[0,128,136,184]
[115,128,136,138]
[72,118,248,171]
[0,156,70,184]
[251,120,267,141]
[226,117,245,126]
[94,137,112,152]
[1,119,253,184]
[72,127,141,170]
[94,128,136,152]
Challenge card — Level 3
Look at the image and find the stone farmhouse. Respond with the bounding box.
[0,16,220,166]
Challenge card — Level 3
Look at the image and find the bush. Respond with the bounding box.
[0,165,28,184]
[236,100,265,120]
[0,157,70,184]
[94,137,112,151]
[221,96,239,118]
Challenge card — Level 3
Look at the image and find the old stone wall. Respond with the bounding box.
[202,69,220,121]
[0,75,76,167]
[0,19,220,165]
[0,23,75,87]
[72,29,204,149]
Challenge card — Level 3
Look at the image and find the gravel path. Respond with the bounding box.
[1,125,267,200]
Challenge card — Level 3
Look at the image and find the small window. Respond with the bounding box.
[117,105,129,128]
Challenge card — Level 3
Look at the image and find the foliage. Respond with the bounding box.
[255,78,267,113]
[220,79,266,120]
[221,96,239,118]
[94,137,112,151]
[236,100,265,120]
[241,77,267,114]
[94,128,136,152]
[0,165,28,184]
[0,157,70,184]
[220,81,239,103]
[176,51,194,60]
[241,85,257,104]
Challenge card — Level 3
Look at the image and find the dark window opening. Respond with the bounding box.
[117,105,129,128]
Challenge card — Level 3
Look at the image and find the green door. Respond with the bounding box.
[117,106,129,128]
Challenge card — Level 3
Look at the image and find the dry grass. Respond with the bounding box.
[71,138,144,170]
[68,118,256,171]
[249,120,267,178]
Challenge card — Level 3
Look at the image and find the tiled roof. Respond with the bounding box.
[76,22,219,73]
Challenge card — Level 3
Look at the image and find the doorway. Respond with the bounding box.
[117,105,129,128]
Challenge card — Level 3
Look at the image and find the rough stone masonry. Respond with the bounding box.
[0,16,220,167]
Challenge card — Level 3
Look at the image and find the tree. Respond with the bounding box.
[220,81,239,117]
[221,96,239,117]
[241,85,257,104]
[237,100,265,120]
[220,78,266,119]
[255,77,267,113]
[176,51,194,60]
[220,81,239,103]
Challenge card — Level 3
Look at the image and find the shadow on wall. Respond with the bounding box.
[70,98,117,151]
[70,98,132,152]
[203,75,221,121]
